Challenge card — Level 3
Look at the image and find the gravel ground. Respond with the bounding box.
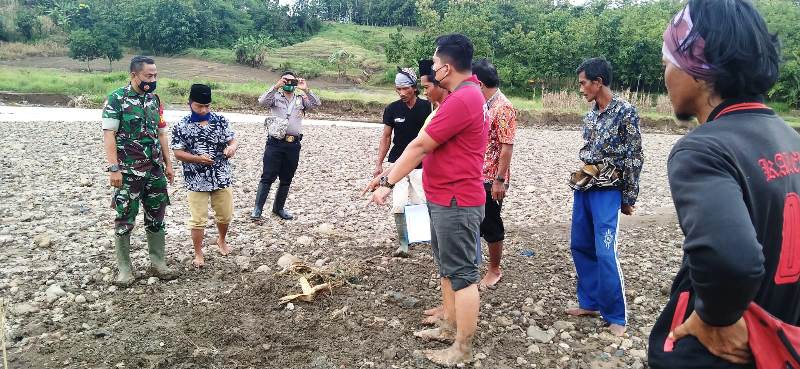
[0,119,684,369]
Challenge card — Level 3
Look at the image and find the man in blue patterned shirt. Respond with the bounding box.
[171,84,239,268]
[566,58,644,337]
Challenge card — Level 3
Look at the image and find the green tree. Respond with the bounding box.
[195,0,253,47]
[758,0,800,107]
[0,14,13,42]
[385,26,407,63]
[233,35,278,68]
[496,25,536,92]
[438,1,498,59]
[68,29,101,71]
[120,0,198,54]
[248,0,321,46]
[612,1,678,90]
[15,9,41,41]
[329,48,355,80]
[95,24,123,72]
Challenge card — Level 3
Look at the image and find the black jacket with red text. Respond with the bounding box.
[649,99,800,369]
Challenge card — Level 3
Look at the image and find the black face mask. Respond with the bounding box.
[138,80,157,94]
[431,65,449,86]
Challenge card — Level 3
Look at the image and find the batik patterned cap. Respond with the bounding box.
[395,67,417,87]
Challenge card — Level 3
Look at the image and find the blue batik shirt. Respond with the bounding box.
[170,113,235,192]
[579,96,644,206]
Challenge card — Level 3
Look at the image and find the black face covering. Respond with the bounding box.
[431,64,449,86]
[138,80,157,93]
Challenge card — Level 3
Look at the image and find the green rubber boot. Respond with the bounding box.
[113,234,135,287]
[392,213,410,258]
[146,230,178,281]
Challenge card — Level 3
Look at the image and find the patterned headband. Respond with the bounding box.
[662,5,715,80]
[395,67,418,88]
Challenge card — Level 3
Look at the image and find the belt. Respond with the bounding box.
[285,134,302,143]
[270,134,303,143]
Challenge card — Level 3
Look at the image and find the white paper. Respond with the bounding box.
[404,204,431,243]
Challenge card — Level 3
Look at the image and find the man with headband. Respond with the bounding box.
[566,57,643,337]
[649,0,800,368]
[372,66,432,257]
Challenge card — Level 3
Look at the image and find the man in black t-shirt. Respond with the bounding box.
[649,1,800,368]
[373,67,432,257]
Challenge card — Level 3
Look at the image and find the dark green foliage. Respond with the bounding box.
[16,9,42,41]
[95,25,123,71]
[759,0,800,107]
[13,0,800,107]
[68,29,100,71]
[385,27,406,63]
[15,0,321,54]
[297,0,417,26]
[234,35,278,68]
[119,0,198,54]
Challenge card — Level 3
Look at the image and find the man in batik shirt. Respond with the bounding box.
[102,55,177,287]
[171,84,238,268]
[566,57,643,336]
[473,58,517,288]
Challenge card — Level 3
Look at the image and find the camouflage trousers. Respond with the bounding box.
[111,167,170,236]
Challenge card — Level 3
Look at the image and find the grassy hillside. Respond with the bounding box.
[0,67,400,108]
[183,22,420,83]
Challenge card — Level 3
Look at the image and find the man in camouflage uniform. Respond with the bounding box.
[102,55,177,287]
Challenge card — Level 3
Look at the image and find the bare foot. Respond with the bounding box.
[192,253,205,268]
[423,345,473,367]
[609,324,626,336]
[424,306,443,316]
[422,305,444,325]
[413,327,455,343]
[479,268,503,288]
[216,238,231,256]
[422,314,444,326]
[565,307,600,317]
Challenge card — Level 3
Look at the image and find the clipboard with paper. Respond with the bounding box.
[404,203,431,243]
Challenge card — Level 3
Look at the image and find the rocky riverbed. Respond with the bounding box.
[0,119,683,368]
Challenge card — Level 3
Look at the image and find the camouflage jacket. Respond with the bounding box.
[102,84,167,176]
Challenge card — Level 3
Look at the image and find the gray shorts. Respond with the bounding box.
[429,198,485,291]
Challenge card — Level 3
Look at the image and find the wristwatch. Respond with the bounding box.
[106,164,120,172]
[379,176,395,189]
[495,176,505,183]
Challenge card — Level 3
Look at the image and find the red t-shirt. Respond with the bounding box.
[423,75,488,207]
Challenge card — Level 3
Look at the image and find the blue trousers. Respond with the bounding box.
[570,189,627,326]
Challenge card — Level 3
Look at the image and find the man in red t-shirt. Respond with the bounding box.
[367,34,488,366]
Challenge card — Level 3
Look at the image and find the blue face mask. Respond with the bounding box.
[189,104,210,122]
